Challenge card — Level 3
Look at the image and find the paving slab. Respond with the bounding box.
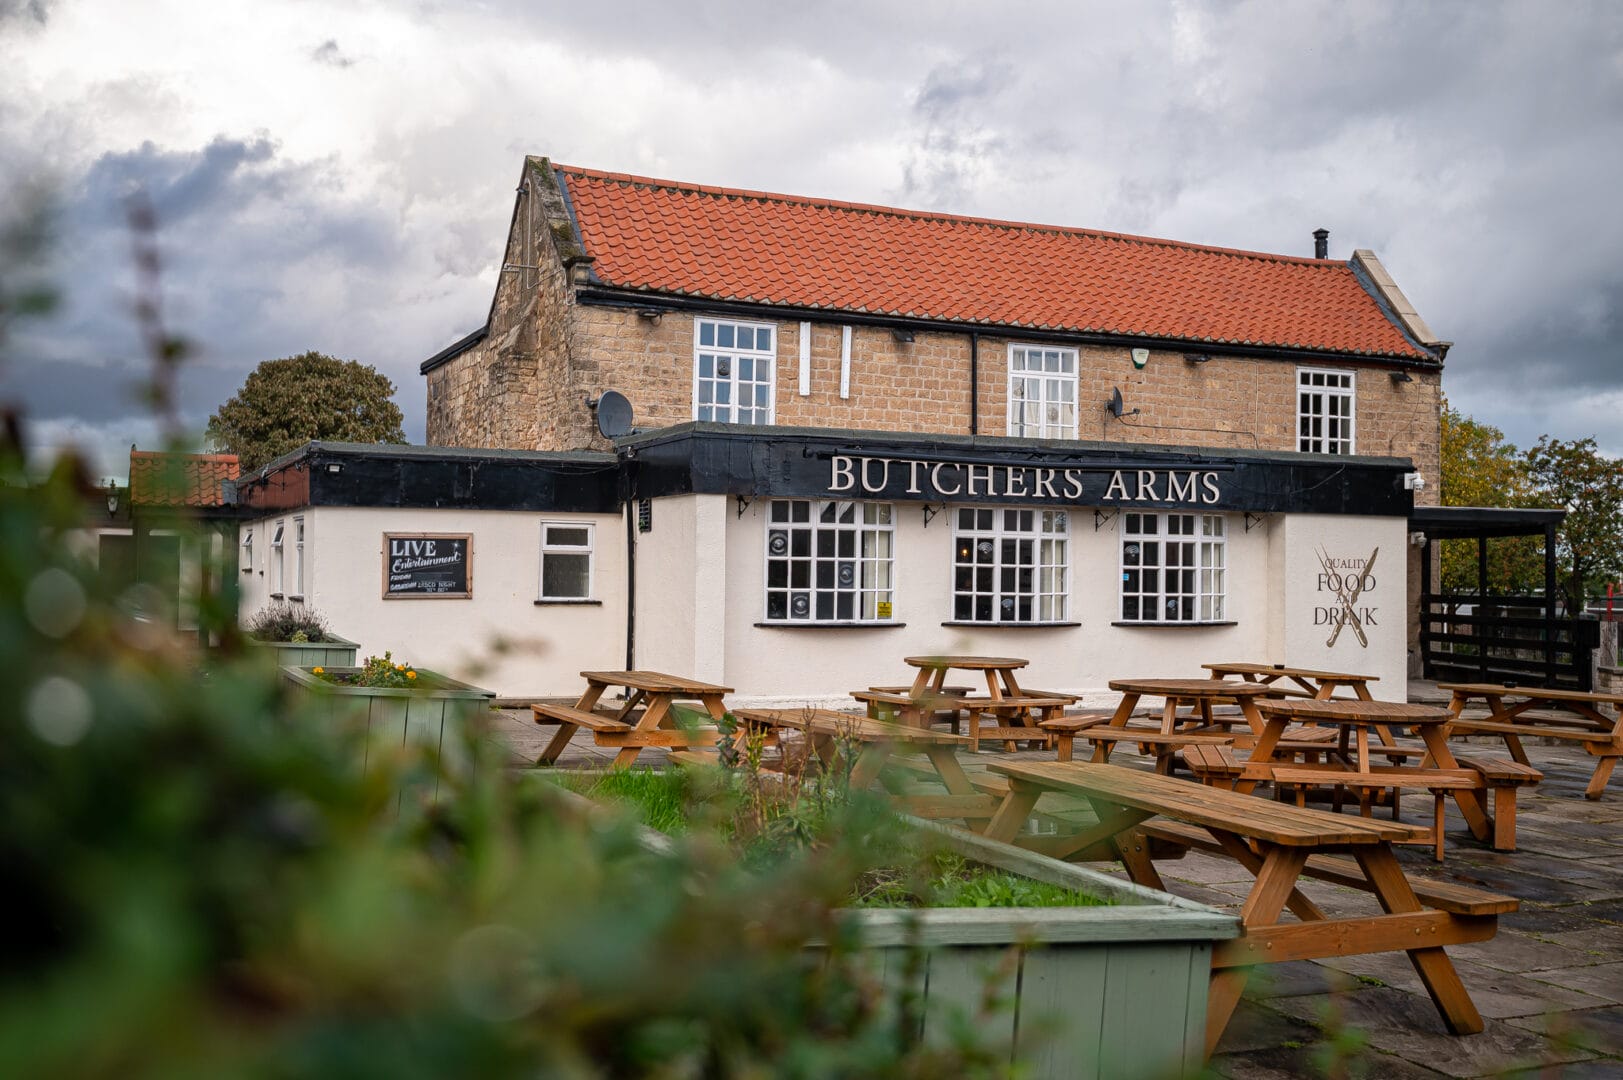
[1266,987,1598,1077]
[1524,962,1623,1006]
[1507,1005,1623,1058]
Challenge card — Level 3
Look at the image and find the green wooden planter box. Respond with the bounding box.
[842,819,1236,1080]
[248,635,359,669]
[281,665,495,806]
[546,779,1237,1079]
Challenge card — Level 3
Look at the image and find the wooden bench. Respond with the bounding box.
[1452,754,1543,849]
[1267,764,1484,861]
[1039,711,1113,761]
[531,702,634,733]
[977,760,1501,1053]
[1140,820,1517,915]
[1179,743,1244,788]
[957,695,1075,752]
[1081,725,1237,773]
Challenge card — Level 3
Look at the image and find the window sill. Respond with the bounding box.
[535,599,602,606]
[940,621,1081,629]
[288,595,304,602]
[753,621,907,629]
[1111,620,1238,628]
[270,593,284,600]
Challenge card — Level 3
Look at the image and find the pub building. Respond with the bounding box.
[237,157,1446,704]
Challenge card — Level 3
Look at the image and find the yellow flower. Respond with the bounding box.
[406,671,417,680]
[395,663,404,671]
[312,666,324,674]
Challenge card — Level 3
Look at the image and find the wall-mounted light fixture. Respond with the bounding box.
[891,328,915,344]
[636,308,663,324]
[104,480,119,517]
[921,502,944,527]
[1183,353,1211,365]
[325,462,343,474]
[1390,371,1414,384]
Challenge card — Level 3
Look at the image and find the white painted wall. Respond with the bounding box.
[1277,514,1409,699]
[238,506,627,697]
[635,495,1287,707]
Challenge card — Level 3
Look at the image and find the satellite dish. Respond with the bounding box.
[1107,387,1124,418]
[592,390,635,439]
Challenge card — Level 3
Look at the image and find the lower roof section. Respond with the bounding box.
[1408,505,1566,539]
[622,423,1416,517]
[236,441,620,515]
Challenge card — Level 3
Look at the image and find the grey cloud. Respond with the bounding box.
[311,39,355,68]
[0,0,52,26]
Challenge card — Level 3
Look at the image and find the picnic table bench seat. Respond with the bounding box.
[531,702,635,733]
[1442,682,1623,799]
[1139,820,1517,915]
[1268,764,1484,860]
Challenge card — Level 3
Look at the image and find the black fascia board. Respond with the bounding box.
[576,286,1444,370]
[258,442,621,514]
[619,423,1415,517]
[419,325,490,375]
[1408,505,1567,539]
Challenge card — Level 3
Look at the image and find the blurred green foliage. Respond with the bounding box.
[0,440,1017,1078]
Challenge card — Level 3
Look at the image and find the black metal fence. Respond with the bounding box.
[1419,593,1601,691]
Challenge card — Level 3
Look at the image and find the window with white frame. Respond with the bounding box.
[695,318,775,424]
[270,521,285,595]
[539,523,594,600]
[292,517,306,598]
[1297,368,1355,454]
[1007,344,1079,439]
[953,508,1069,623]
[765,500,894,623]
[1120,513,1226,623]
[240,527,253,574]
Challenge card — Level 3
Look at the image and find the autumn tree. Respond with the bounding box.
[207,351,405,471]
[1526,435,1623,610]
[1437,403,1543,594]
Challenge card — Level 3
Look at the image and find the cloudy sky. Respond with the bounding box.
[2,0,1620,478]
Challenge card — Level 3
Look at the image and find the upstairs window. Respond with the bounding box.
[953,508,1069,623]
[765,500,894,623]
[292,517,306,598]
[1120,513,1226,623]
[695,318,775,425]
[240,527,253,574]
[1007,344,1078,439]
[1297,368,1355,454]
[539,523,594,600]
[270,521,285,596]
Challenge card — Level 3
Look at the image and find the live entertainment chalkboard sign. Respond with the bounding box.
[383,533,472,599]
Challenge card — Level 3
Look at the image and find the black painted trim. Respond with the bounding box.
[534,599,603,606]
[419,326,489,375]
[1110,620,1239,628]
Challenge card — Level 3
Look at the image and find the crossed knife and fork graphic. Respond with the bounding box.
[1315,545,1379,648]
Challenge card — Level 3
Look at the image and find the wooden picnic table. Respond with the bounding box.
[733,708,993,825]
[1082,678,1274,772]
[975,760,1507,1055]
[1441,682,1623,799]
[1203,661,1377,700]
[532,670,732,768]
[884,655,1076,750]
[1249,699,1525,856]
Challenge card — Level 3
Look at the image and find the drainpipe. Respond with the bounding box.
[969,331,980,435]
[624,497,637,672]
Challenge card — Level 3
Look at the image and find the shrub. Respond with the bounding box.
[244,599,332,642]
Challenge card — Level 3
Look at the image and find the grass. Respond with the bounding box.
[551,767,1111,910]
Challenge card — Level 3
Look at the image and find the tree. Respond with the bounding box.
[1438,402,1543,594]
[206,351,405,471]
[1526,435,1623,609]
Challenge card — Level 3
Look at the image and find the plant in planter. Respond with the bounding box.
[243,601,358,667]
[551,742,1238,1080]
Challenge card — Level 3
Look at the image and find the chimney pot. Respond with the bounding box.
[1313,228,1329,259]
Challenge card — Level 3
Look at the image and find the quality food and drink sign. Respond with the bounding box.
[1315,546,1378,648]
[383,533,472,599]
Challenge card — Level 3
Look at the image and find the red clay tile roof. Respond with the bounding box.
[558,164,1432,361]
[129,450,239,507]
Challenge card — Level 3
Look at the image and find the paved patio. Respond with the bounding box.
[487,685,1623,1077]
